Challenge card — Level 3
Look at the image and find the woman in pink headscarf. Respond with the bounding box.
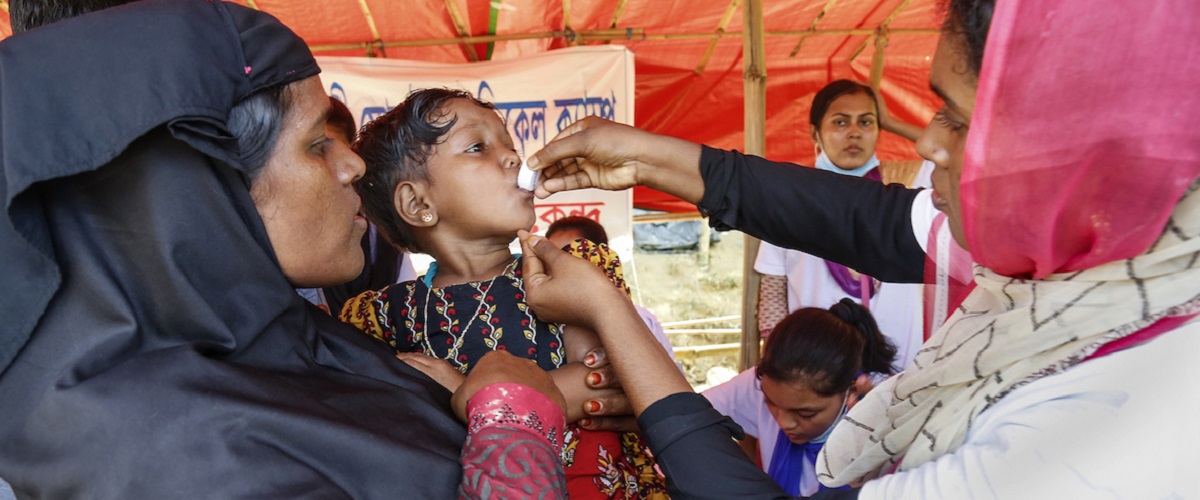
[512,0,1200,497]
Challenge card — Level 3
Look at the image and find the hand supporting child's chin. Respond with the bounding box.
[516,230,630,330]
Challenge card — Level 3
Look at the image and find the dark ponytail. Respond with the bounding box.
[756,298,898,396]
[828,298,898,376]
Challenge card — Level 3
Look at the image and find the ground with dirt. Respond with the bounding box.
[626,230,749,388]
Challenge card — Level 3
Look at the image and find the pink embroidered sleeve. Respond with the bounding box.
[458,383,567,499]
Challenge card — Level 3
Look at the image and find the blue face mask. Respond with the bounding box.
[808,389,851,445]
[814,140,880,177]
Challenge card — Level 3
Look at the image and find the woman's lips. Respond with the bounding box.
[353,202,368,226]
[930,189,949,212]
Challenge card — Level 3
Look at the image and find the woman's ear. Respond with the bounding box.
[394,181,437,227]
[810,128,822,151]
[847,373,874,410]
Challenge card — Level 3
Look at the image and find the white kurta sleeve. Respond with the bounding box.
[859,324,1200,499]
[754,241,789,276]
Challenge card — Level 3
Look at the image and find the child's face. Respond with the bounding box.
[425,98,535,238]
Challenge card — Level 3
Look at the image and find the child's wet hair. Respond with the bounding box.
[353,88,496,253]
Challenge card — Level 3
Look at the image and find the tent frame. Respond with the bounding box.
[739,0,766,370]
[305,27,936,54]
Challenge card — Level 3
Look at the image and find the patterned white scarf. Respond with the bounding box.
[818,181,1200,484]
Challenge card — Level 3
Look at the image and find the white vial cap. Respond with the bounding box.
[517,160,540,191]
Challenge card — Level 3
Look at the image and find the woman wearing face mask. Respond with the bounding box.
[518,0,1200,496]
[755,80,925,371]
[704,299,897,496]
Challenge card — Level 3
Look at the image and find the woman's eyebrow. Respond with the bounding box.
[303,106,333,136]
[314,107,333,131]
[929,82,962,113]
[830,112,876,118]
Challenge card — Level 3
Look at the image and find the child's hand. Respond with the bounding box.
[451,350,566,423]
[578,348,639,432]
[546,349,639,432]
[561,324,602,367]
[397,352,465,393]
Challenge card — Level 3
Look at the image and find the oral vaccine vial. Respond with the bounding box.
[517,160,539,191]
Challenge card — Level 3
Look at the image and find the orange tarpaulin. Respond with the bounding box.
[0,0,943,212]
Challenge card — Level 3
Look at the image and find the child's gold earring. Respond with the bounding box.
[420,213,434,223]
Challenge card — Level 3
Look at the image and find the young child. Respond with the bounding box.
[340,88,666,499]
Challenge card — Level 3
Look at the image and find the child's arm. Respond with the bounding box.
[559,238,625,364]
[553,325,632,426]
[397,352,466,393]
[561,324,601,365]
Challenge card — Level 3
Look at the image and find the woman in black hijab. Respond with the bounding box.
[0,1,567,497]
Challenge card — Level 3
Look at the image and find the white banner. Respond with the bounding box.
[316,46,635,269]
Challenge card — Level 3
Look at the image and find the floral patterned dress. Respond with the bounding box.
[341,240,669,499]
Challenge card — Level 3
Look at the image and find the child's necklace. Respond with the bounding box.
[421,257,520,362]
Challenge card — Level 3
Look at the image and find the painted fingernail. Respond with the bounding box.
[584,354,597,366]
[585,400,602,413]
[587,372,602,386]
[578,418,592,428]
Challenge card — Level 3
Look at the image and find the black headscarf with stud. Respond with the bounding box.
[0,1,465,496]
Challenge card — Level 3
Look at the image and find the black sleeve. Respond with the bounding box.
[696,146,926,283]
[639,392,792,500]
[639,393,862,500]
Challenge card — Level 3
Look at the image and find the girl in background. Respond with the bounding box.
[755,80,927,369]
[704,298,897,496]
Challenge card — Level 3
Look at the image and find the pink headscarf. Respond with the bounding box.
[962,0,1200,279]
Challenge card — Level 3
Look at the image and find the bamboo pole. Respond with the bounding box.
[850,0,913,62]
[632,211,704,224]
[306,28,938,53]
[788,0,839,57]
[443,0,480,61]
[354,0,386,58]
[609,0,629,28]
[562,0,575,45]
[601,0,630,45]
[869,30,888,88]
[664,328,742,335]
[695,0,743,75]
[660,315,742,328]
[740,0,766,372]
